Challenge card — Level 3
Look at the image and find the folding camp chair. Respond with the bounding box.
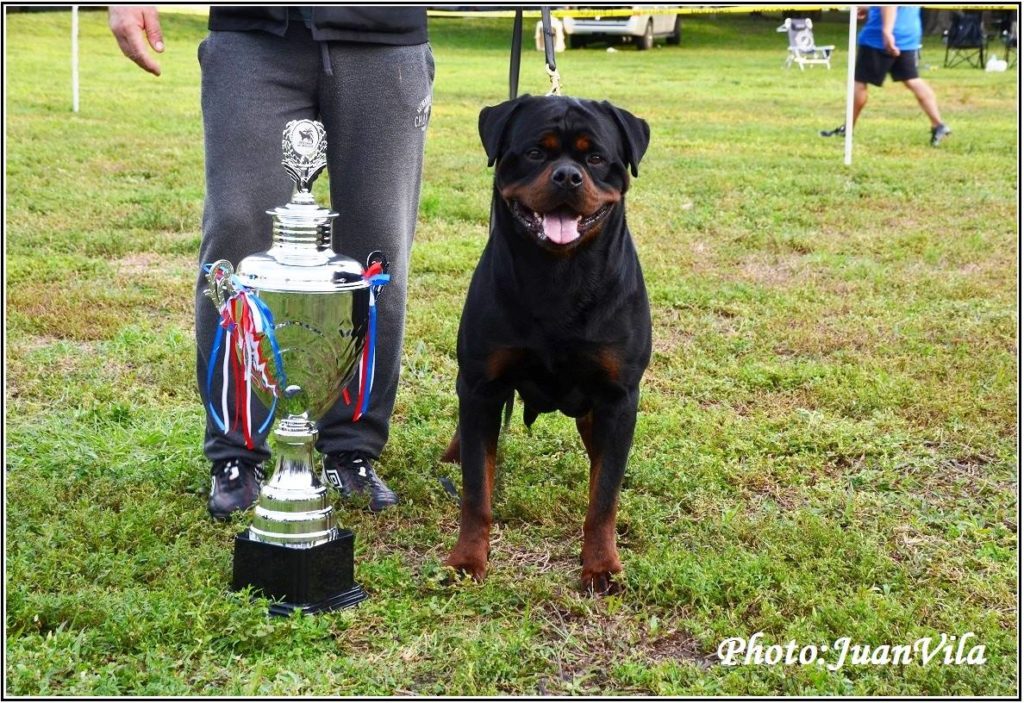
[944,11,988,69]
[778,18,835,70]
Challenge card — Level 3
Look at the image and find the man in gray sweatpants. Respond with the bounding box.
[110,6,433,517]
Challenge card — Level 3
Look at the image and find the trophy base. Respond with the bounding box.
[266,584,369,617]
[232,528,368,617]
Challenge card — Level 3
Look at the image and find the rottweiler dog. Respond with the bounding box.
[442,95,651,594]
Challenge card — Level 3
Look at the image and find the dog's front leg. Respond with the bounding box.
[445,390,504,581]
[578,389,639,594]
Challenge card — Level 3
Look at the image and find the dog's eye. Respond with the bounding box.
[526,148,546,161]
[586,154,606,166]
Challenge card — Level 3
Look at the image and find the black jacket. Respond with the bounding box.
[209,6,428,45]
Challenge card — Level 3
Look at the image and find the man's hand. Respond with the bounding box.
[881,30,900,57]
[880,6,900,57]
[109,6,164,76]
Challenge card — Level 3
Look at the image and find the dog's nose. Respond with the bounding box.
[551,164,584,190]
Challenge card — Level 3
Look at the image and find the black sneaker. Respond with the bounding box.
[322,452,399,513]
[930,123,951,147]
[820,124,846,137]
[208,459,264,520]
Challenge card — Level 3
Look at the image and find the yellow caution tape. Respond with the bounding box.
[552,6,844,18]
[427,5,1018,20]
[427,7,839,19]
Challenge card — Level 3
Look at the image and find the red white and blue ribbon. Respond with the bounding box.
[348,262,390,422]
[203,264,286,449]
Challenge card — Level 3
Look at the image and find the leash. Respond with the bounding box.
[540,7,562,95]
[510,6,562,99]
[510,9,523,100]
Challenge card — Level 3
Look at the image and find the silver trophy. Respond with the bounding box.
[205,119,378,614]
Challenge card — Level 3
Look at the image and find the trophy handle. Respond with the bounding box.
[366,250,389,273]
[203,259,237,310]
[365,251,389,300]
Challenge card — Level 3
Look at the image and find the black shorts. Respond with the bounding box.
[855,44,920,86]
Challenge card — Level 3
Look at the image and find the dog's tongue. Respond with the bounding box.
[543,211,581,244]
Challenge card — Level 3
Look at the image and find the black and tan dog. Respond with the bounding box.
[442,95,651,594]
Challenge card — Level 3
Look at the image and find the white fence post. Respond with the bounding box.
[844,7,857,166]
[71,6,80,113]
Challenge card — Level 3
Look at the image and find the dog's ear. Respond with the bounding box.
[479,95,530,167]
[601,102,650,178]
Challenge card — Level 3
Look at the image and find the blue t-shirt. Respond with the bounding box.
[858,6,923,51]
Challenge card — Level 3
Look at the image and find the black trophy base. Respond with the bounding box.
[232,528,368,617]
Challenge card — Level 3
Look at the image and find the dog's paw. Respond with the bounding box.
[580,566,623,596]
[444,549,488,583]
[580,547,623,596]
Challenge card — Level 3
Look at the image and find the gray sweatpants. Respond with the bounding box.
[195,23,434,465]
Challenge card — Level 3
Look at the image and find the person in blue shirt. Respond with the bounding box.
[823,6,951,146]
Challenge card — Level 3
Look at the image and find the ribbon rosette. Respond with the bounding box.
[204,264,286,450]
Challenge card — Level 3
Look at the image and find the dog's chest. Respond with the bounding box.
[506,347,608,417]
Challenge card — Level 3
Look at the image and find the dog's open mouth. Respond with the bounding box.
[508,200,612,246]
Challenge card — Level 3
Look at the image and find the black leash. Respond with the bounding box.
[540,7,557,76]
[510,9,523,100]
[509,7,561,100]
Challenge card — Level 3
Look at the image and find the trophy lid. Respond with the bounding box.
[236,120,368,293]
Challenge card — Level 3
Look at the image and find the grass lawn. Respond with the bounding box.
[4,8,1018,696]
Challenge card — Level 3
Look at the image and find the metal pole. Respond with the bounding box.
[843,6,857,166]
[71,6,79,113]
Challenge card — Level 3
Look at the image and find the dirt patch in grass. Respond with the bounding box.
[534,601,716,694]
[772,314,897,357]
[681,239,721,277]
[646,629,717,668]
[7,253,194,340]
[900,448,1014,509]
[738,474,802,512]
[114,252,196,278]
[723,388,822,417]
[494,539,580,578]
[7,286,129,341]
[533,603,638,693]
[735,252,810,287]
[8,334,99,354]
[650,308,697,357]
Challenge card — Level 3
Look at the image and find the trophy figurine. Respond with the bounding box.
[204,119,386,615]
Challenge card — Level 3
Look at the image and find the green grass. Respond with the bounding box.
[5,9,1018,696]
